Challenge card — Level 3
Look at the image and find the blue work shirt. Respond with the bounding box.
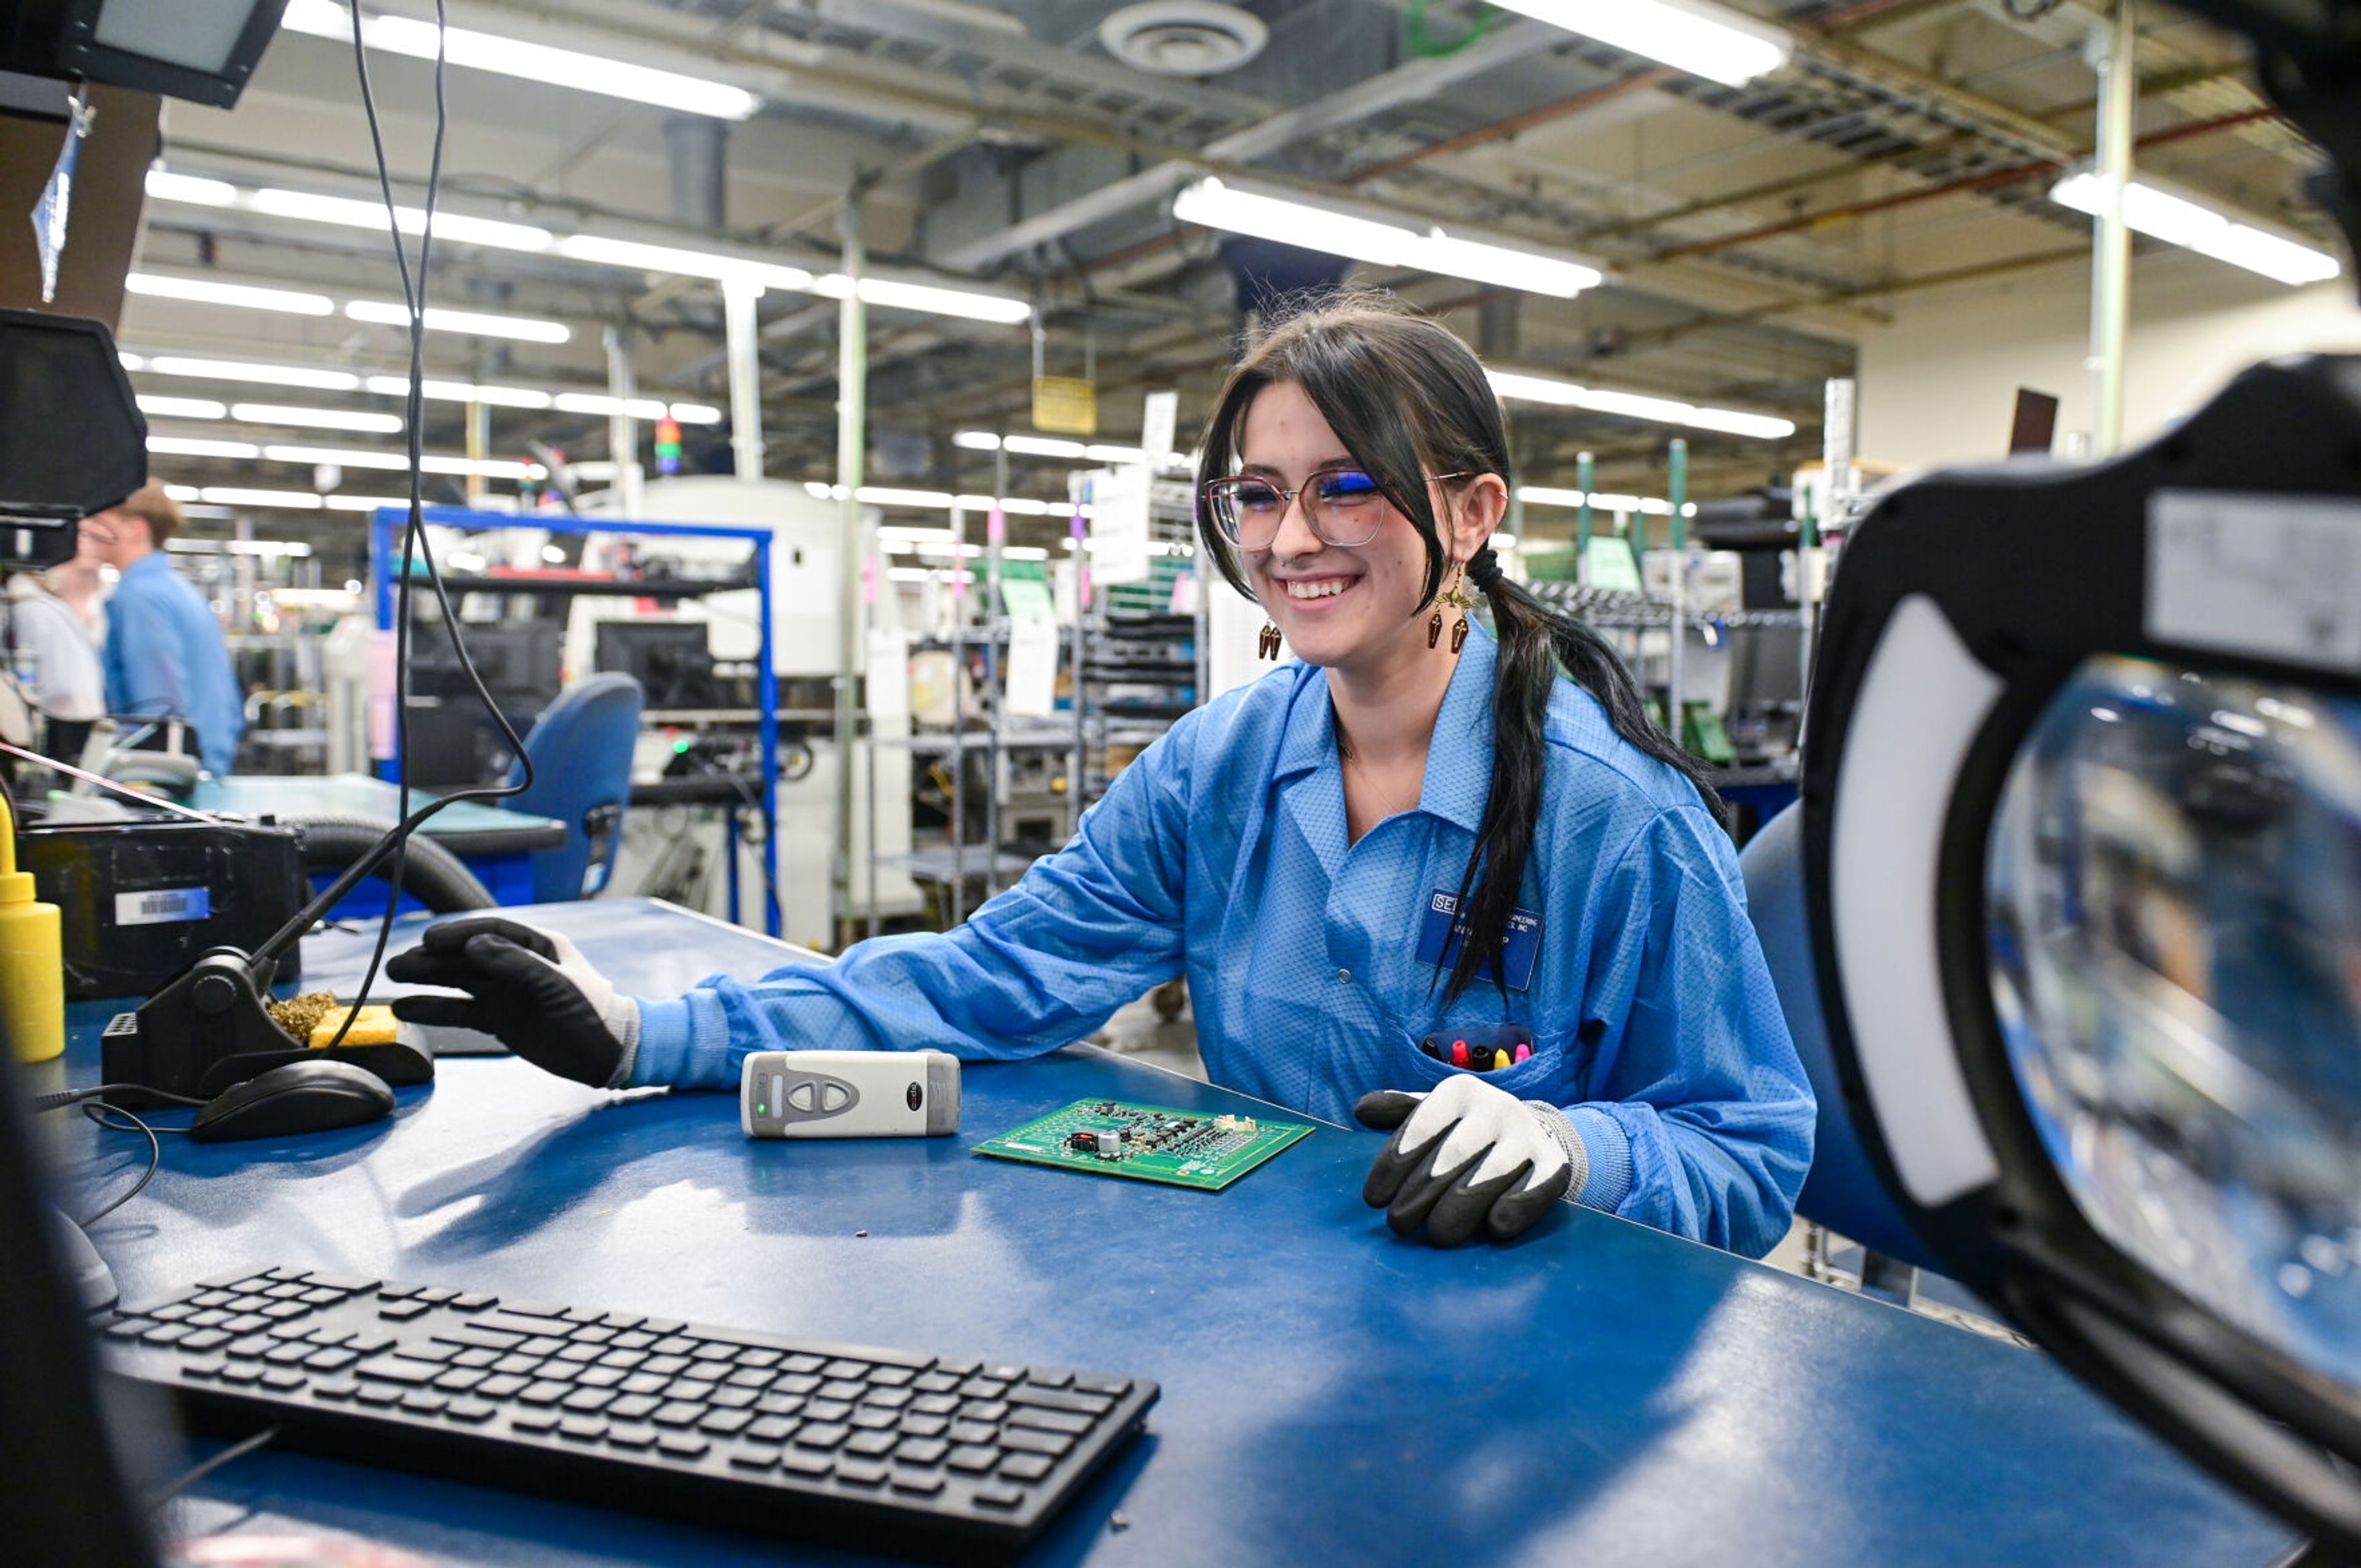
[635,626,1813,1256]
[101,551,245,776]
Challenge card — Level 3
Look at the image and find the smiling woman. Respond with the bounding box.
[389,293,1813,1259]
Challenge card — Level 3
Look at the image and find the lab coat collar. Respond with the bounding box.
[1270,620,1498,835]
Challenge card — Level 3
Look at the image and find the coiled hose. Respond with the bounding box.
[291,815,496,914]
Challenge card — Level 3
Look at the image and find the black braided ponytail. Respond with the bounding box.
[1193,293,1720,1004]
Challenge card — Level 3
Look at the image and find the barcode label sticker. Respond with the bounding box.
[114,888,212,927]
[2148,490,2361,672]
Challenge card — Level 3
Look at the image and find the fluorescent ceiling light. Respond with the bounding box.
[280,0,761,120]
[552,235,811,291]
[119,352,144,371]
[877,526,959,545]
[1001,546,1051,561]
[148,356,363,391]
[2049,171,2342,286]
[1515,485,1696,516]
[126,272,335,316]
[363,375,554,410]
[1487,368,1797,439]
[1174,178,1601,298]
[149,435,263,459]
[344,299,573,344]
[953,430,1002,451]
[162,485,200,501]
[323,494,413,511]
[1489,0,1789,87]
[1085,444,1147,464]
[255,443,547,480]
[144,171,237,207]
[232,402,405,433]
[553,392,670,420]
[1003,434,1089,459]
[197,487,324,510]
[669,403,722,425]
[809,273,1032,324]
[248,186,554,252]
[136,395,227,420]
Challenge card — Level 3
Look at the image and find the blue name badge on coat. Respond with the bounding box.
[1415,890,1541,991]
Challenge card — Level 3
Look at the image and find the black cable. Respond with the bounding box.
[302,0,542,1050]
[31,1084,207,1113]
[76,1101,166,1226]
[147,1424,282,1509]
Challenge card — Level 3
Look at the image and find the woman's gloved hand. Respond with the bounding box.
[386,916,639,1089]
[1354,1073,1584,1246]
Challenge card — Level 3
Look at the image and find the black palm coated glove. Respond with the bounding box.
[1355,1073,1582,1246]
[386,916,639,1089]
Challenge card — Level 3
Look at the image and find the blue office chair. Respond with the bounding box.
[1739,803,1944,1278]
[504,672,644,903]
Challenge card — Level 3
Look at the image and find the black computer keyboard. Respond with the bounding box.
[101,1266,1157,1558]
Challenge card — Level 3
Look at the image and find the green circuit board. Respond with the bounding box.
[975,1099,1313,1191]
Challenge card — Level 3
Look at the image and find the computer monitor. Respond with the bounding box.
[596,621,716,711]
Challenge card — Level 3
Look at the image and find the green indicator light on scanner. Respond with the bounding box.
[756,1104,767,1116]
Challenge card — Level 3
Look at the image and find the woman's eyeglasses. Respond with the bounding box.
[1201,467,1468,551]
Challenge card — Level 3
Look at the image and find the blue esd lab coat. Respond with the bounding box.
[633,626,1814,1256]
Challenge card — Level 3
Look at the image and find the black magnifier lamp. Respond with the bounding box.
[1788,1,2361,1543]
[1786,4,2361,1556]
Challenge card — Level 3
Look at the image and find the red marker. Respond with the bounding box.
[1450,1039,1468,1068]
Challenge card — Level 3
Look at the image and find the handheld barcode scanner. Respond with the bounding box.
[740,1050,960,1139]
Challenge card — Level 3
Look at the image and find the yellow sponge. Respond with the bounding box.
[310,1003,400,1048]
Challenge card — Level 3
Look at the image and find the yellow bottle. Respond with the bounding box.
[0,789,63,1062]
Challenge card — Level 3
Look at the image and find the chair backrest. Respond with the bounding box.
[1738,803,1943,1273]
[504,672,643,903]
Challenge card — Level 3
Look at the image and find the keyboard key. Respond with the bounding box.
[652,1336,697,1357]
[848,1409,899,1432]
[641,1319,688,1336]
[598,1312,643,1330]
[305,1347,360,1373]
[1009,1408,1093,1437]
[473,1312,565,1340]
[820,1359,868,1380]
[774,1374,822,1397]
[736,1348,783,1369]
[354,1355,445,1386]
[374,1284,420,1299]
[437,1326,525,1352]
[188,1310,232,1328]
[1024,1368,1073,1389]
[804,1400,853,1424]
[263,1341,314,1365]
[611,1331,657,1352]
[400,1391,448,1415]
[1072,1374,1132,1397]
[665,1379,719,1404]
[913,1373,962,1395]
[261,1368,307,1392]
[498,1299,569,1318]
[402,1342,457,1365]
[982,1363,1027,1384]
[561,1388,616,1414]
[655,1434,709,1460]
[510,1411,558,1435]
[608,1395,660,1421]
[861,1388,912,1411]
[834,1459,888,1486]
[575,1367,627,1390]
[312,1378,358,1401]
[792,1424,848,1452]
[756,1394,805,1417]
[494,1354,543,1377]
[216,1361,263,1385]
[476,1375,528,1400]
[376,1299,430,1322]
[690,1343,736,1364]
[265,1282,310,1301]
[141,1324,194,1347]
[515,1381,571,1406]
[999,1453,1054,1482]
[354,1384,401,1407]
[149,1302,196,1322]
[960,1378,1010,1401]
[890,1472,944,1497]
[947,1421,997,1445]
[895,1438,949,1467]
[520,1336,568,1358]
[345,1334,397,1357]
[727,1448,780,1472]
[643,1355,690,1377]
[723,1367,772,1389]
[911,1394,960,1417]
[649,1402,705,1428]
[866,1366,916,1388]
[604,1424,657,1450]
[708,1387,758,1410]
[845,1431,898,1458]
[900,1415,951,1439]
[779,1452,832,1480]
[300,1287,344,1306]
[818,1379,866,1401]
[621,1373,669,1395]
[227,1333,275,1357]
[558,1417,607,1442]
[946,1445,1000,1473]
[180,1357,226,1381]
[222,1314,271,1336]
[446,1399,497,1424]
[936,1358,981,1377]
[569,1325,617,1346]
[961,1400,1009,1423]
[449,1293,497,1312]
[699,1409,753,1436]
[973,1483,1024,1509]
[1000,1429,1072,1458]
[748,1416,799,1442]
[555,1344,603,1365]
[1010,1385,1112,1417]
[451,1349,501,1370]
[599,1349,650,1371]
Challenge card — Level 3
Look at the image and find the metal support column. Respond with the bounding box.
[1574,451,1595,588]
[947,501,967,927]
[831,201,866,947]
[604,324,646,517]
[2088,0,2137,456]
[724,278,765,482]
[1667,438,1687,751]
[984,447,1008,900]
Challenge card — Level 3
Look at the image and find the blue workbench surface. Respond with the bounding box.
[193,773,568,855]
[55,899,2288,1566]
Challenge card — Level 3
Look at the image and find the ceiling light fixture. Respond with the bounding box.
[551,234,812,291]
[2049,171,2342,286]
[148,435,263,459]
[343,299,572,343]
[809,273,1033,324]
[1487,369,1797,439]
[553,392,670,420]
[1487,0,1789,87]
[279,0,762,120]
[231,402,406,433]
[1516,484,1696,516]
[125,271,334,315]
[197,487,323,510]
[147,356,363,391]
[362,374,553,410]
[136,394,228,420]
[1173,178,1602,298]
[247,184,554,252]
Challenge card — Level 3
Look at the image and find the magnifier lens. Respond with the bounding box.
[1986,654,2361,1387]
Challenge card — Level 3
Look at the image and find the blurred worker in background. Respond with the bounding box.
[3,519,107,727]
[84,483,244,776]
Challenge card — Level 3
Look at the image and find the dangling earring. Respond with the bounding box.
[1258,620,1281,660]
[1433,563,1474,654]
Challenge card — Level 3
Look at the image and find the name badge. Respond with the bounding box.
[1415,890,1541,991]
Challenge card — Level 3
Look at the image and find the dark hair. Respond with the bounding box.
[1193,293,1721,1004]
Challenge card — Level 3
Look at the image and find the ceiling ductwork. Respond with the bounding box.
[1097,2,1269,78]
